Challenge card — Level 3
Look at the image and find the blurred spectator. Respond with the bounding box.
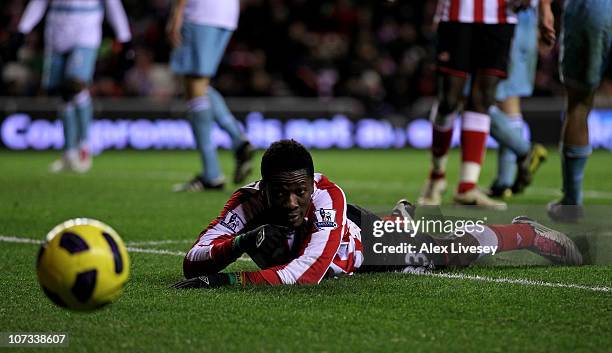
[124,46,175,98]
[1,0,609,115]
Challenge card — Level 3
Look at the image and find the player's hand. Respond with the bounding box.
[236,224,290,251]
[538,1,556,50]
[237,224,293,268]
[119,41,135,63]
[171,273,234,289]
[166,15,183,48]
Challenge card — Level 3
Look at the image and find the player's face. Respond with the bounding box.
[264,169,314,228]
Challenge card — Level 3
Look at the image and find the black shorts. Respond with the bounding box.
[346,204,446,272]
[347,204,480,272]
[436,21,515,78]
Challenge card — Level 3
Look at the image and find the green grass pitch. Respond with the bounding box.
[1,149,611,353]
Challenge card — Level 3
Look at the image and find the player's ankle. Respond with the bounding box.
[457,182,475,194]
[430,171,446,180]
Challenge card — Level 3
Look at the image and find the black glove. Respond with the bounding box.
[235,224,293,268]
[170,273,239,289]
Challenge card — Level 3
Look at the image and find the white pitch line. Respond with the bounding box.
[126,247,186,256]
[0,235,250,261]
[0,235,187,257]
[416,272,612,293]
[1,235,609,292]
[0,235,42,244]
[126,239,192,246]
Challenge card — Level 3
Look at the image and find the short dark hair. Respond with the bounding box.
[261,139,314,180]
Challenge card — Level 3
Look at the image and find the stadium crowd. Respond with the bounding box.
[1,0,608,115]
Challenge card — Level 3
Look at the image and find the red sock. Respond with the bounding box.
[458,111,489,193]
[488,224,537,251]
[430,114,455,180]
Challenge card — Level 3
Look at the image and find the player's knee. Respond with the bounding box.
[470,76,500,111]
[438,96,460,116]
[437,76,466,114]
[60,79,85,102]
[468,96,486,113]
[184,76,210,99]
[467,89,495,113]
[566,86,595,107]
[480,89,497,110]
[432,109,455,128]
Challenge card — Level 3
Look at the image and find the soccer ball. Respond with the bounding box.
[36,218,130,311]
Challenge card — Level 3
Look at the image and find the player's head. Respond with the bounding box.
[261,139,314,228]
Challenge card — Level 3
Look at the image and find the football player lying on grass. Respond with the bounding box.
[172,140,582,289]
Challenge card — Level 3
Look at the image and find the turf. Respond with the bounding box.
[0,149,610,353]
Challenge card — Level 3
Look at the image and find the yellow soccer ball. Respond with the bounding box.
[36,218,130,311]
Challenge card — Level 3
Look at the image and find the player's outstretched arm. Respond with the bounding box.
[179,224,290,284]
[183,231,243,277]
[171,273,244,289]
[182,188,268,278]
[175,225,343,289]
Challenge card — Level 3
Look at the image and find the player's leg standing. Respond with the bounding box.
[208,86,243,148]
[169,0,251,189]
[418,22,471,206]
[205,30,253,185]
[453,23,513,208]
[43,51,80,172]
[65,47,98,172]
[490,103,526,194]
[209,85,254,185]
[171,22,232,190]
[490,8,539,195]
[549,0,612,221]
[44,50,99,175]
[187,76,223,185]
[457,107,490,195]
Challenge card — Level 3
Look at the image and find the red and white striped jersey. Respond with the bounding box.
[185,173,364,286]
[436,0,519,24]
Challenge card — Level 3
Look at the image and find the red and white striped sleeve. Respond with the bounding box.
[183,183,262,277]
[243,175,346,285]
